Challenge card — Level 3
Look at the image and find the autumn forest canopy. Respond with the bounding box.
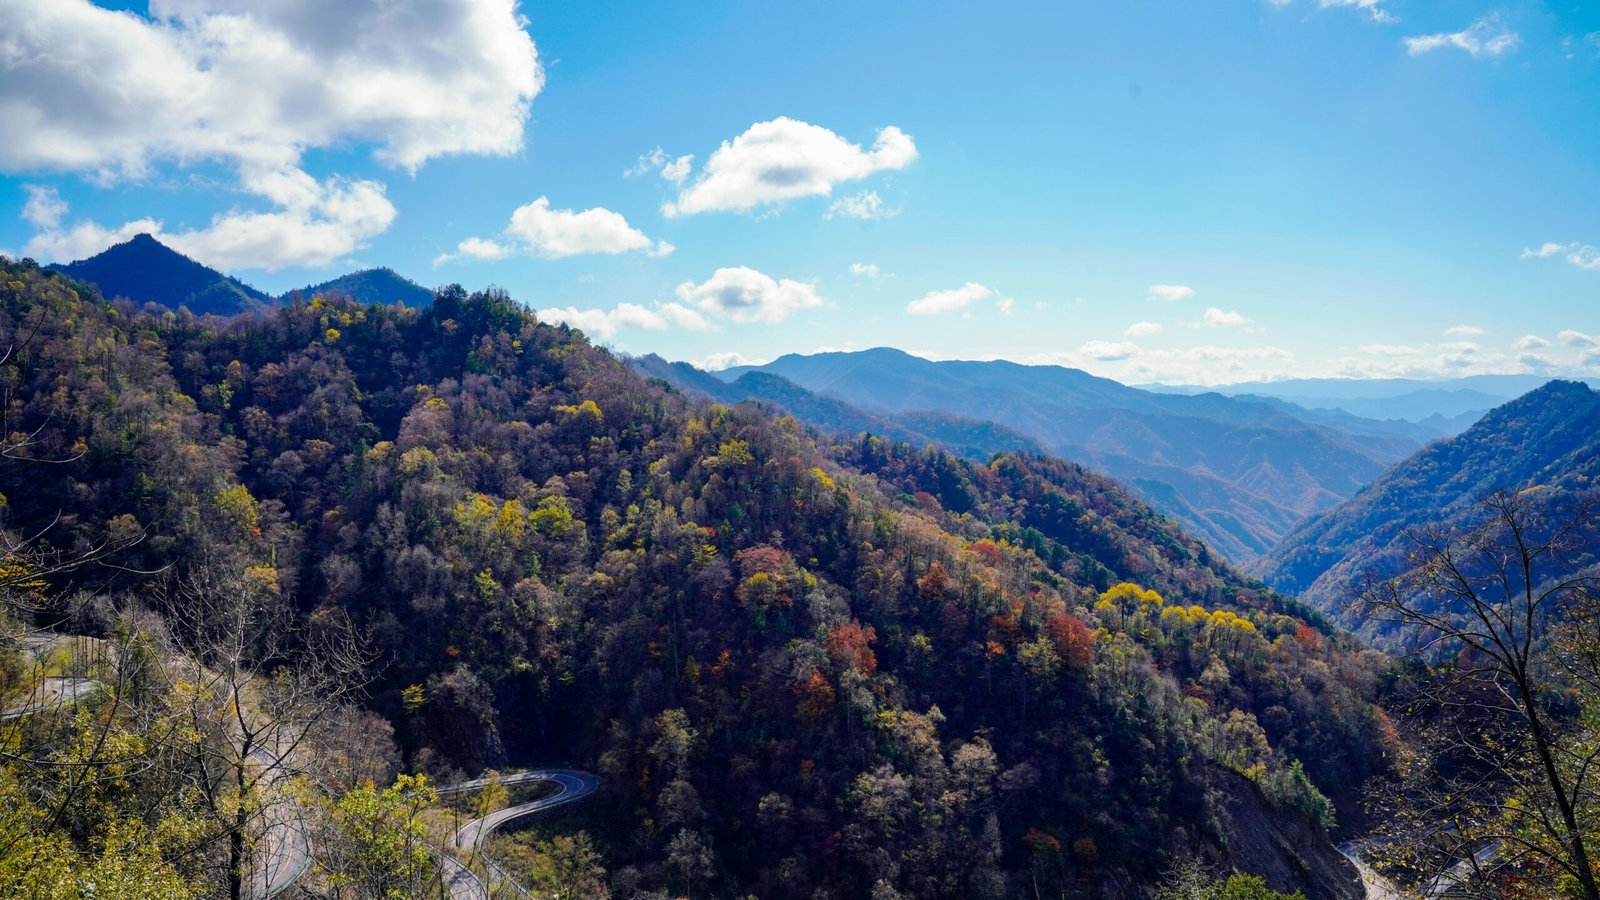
[0,257,1408,897]
[1,255,1599,899]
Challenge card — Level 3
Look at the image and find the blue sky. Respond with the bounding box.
[1,0,1597,383]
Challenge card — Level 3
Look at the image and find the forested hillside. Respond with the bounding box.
[715,348,1425,562]
[1252,380,1600,639]
[51,233,274,316]
[0,259,1389,897]
[282,267,435,308]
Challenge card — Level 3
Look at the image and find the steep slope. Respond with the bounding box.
[1252,380,1600,628]
[51,233,273,315]
[0,259,1379,899]
[283,267,435,307]
[721,348,1418,562]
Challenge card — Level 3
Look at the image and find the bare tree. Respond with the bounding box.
[156,561,372,900]
[1357,488,1600,899]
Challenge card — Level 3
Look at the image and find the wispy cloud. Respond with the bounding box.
[1522,241,1600,270]
[1405,16,1520,59]
[907,282,995,316]
[826,190,899,221]
[1319,0,1396,25]
[538,302,709,340]
[626,147,694,185]
[1202,307,1247,328]
[1148,284,1194,301]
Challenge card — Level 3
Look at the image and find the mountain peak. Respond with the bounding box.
[52,234,272,316]
[282,267,434,307]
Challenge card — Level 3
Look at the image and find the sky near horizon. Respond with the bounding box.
[1,0,1597,385]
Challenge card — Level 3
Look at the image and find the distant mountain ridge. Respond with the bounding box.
[282,267,434,307]
[46,234,435,315]
[707,348,1441,562]
[51,233,274,316]
[631,353,1049,463]
[1141,374,1599,424]
[1251,379,1600,632]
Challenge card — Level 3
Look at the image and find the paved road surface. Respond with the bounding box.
[246,742,314,899]
[3,630,311,900]
[1338,844,1403,900]
[0,676,96,720]
[439,769,600,900]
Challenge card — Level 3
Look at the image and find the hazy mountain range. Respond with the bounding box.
[1143,374,1599,425]
[49,233,435,315]
[668,348,1467,563]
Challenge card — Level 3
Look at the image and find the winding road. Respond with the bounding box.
[6,631,600,900]
[436,769,601,900]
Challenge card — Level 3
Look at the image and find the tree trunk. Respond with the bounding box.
[1518,675,1600,900]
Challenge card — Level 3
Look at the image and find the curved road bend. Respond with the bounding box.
[438,769,601,900]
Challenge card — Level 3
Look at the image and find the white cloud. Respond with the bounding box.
[627,147,694,186]
[22,216,164,264]
[20,185,67,228]
[437,196,671,264]
[1148,283,1194,301]
[664,117,917,217]
[849,262,882,278]
[1202,307,1247,327]
[505,197,672,259]
[983,344,1297,385]
[996,296,1016,316]
[1559,329,1597,348]
[675,267,825,324]
[825,190,898,221]
[1079,340,1141,362]
[1443,324,1485,337]
[0,0,542,178]
[697,351,759,371]
[1405,16,1520,58]
[906,282,994,316]
[1319,0,1395,24]
[1125,321,1162,337]
[434,236,513,266]
[1359,344,1426,356]
[3,0,543,270]
[1522,241,1600,270]
[1318,338,1600,380]
[24,168,397,269]
[536,301,709,340]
